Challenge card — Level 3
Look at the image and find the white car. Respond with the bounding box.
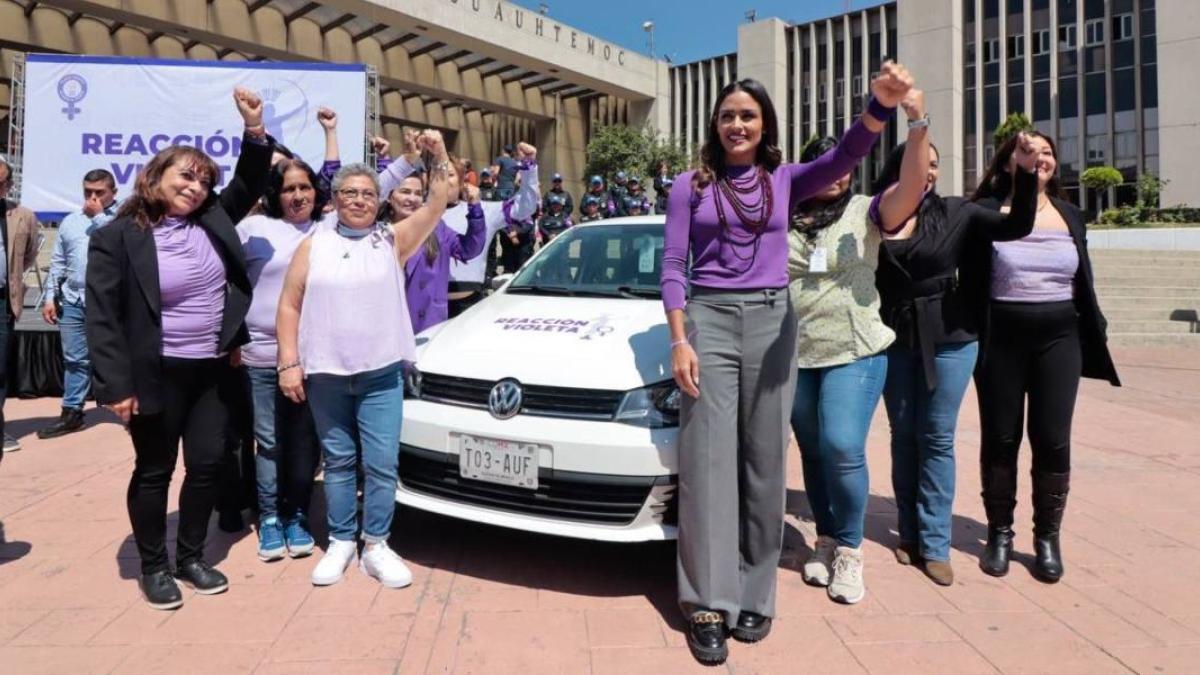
[397,215,680,541]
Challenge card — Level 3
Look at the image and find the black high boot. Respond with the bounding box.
[1032,471,1070,583]
[979,464,1017,577]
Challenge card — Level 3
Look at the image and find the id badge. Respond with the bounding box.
[810,247,829,273]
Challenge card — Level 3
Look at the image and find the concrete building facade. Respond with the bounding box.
[2,0,1196,208]
[669,0,1198,210]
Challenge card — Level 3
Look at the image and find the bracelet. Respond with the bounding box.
[277,361,301,373]
[866,96,895,122]
[907,115,931,131]
[670,339,689,349]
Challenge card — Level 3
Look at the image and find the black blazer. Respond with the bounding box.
[86,135,273,414]
[967,195,1121,387]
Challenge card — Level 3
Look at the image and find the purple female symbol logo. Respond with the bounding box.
[57,74,88,120]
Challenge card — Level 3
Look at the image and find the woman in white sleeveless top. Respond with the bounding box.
[275,131,452,589]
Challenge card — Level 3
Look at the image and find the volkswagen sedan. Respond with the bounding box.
[396,216,680,541]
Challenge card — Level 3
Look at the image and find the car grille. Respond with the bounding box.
[399,444,676,526]
[419,373,626,421]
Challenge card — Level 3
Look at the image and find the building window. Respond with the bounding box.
[1112,13,1134,41]
[852,75,863,97]
[1008,35,1025,59]
[1033,29,1051,55]
[819,82,827,102]
[836,78,844,99]
[803,84,811,104]
[984,38,1001,63]
[1086,136,1106,163]
[1059,24,1077,50]
[1085,18,1104,46]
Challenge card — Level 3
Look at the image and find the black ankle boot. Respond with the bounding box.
[1032,471,1070,583]
[686,610,728,665]
[980,525,1014,576]
[36,407,85,439]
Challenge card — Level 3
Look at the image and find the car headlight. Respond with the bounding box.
[615,380,681,428]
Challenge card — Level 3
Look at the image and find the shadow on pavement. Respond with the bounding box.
[0,521,33,566]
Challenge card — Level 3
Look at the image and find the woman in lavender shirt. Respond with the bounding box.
[968,132,1119,584]
[86,88,273,610]
[660,66,911,665]
[236,158,328,563]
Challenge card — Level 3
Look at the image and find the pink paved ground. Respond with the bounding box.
[1,346,1198,674]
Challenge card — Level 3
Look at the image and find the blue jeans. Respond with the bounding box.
[791,353,887,548]
[246,367,320,521]
[59,301,91,409]
[883,341,979,562]
[305,362,404,543]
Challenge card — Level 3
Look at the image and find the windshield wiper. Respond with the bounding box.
[616,285,662,299]
[506,284,575,296]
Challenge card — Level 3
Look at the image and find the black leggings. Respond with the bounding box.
[977,300,1082,477]
[128,357,238,574]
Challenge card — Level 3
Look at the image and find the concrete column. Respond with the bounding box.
[1024,0,1034,116]
[737,17,789,134]
[809,24,819,140]
[825,19,836,137]
[792,27,802,161]
[976,0,985,177]
[842,15,852,134]
[898,0,965,196]
[1157,0,1200,206]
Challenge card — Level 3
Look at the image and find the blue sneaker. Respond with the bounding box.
[284,516,315,558]
[257,517,286,562]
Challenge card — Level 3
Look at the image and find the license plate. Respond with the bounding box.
[458,435,539,490]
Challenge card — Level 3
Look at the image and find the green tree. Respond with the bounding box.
[584,124,691,189]
[993,112,1033,147]
[1081,166,1124,214]
[1136,171,1167,209]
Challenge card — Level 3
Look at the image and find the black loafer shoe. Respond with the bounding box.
[686,611,728,666]
[174,560,229,595]
[139,570,183,610]
[732,611,772,643]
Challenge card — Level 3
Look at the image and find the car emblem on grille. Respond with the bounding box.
[488,379,523,420]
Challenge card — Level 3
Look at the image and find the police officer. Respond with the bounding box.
[584,175,614,217]
[543,172,575,217]
[538,194,574,243]
[655,176,673,215]
[579,195,605,223]
[609,170,630,216]
[625,175,651,214]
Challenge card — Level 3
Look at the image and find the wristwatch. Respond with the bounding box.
[907,115,931,131]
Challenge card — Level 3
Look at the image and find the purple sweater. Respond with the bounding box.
[660,119,882,311]
[153,215,227,358]
[404,205,488,334]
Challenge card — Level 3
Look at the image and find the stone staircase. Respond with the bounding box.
[1091,249,1200,347]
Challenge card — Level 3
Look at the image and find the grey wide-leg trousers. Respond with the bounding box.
[676,288,797,628]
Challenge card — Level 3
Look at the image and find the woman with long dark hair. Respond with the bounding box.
[785,88,930,606]
[86,88,273,609]
[661,64,911,665]
[968,131,1120,583]
[871,131,1040,586]
[236,158,329,562]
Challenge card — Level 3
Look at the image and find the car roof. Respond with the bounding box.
[573,215,666,229]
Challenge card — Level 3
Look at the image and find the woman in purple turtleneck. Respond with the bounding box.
[661,66,913,665]
[86,88,273,611]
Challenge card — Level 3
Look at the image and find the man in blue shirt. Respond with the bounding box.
[38,169,117,439]
[491,145,520,201]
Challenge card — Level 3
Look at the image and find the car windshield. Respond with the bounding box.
[507,222,664,298]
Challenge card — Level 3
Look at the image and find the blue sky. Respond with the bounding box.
[507,0,890,64]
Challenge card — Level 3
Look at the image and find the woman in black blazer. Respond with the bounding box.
[86,88,273,610]
[967,130,1119,585]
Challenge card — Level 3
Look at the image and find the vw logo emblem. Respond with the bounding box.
[488,379,523,420]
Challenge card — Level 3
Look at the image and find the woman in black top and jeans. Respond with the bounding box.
[968,131,1119,584]
[873,133,1039,586]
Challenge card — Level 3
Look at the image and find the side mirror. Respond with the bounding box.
[490,273,514,291]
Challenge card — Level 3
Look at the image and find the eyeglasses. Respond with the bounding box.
[338,188,379,201]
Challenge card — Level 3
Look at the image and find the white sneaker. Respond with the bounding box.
[828,546,866,605]
[803,535,838,587]
[311,539,357,586]
[360,542,413,588]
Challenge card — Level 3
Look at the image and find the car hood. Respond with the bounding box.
[414,291,671,390]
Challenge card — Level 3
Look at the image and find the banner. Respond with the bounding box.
[20,54,368,219]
